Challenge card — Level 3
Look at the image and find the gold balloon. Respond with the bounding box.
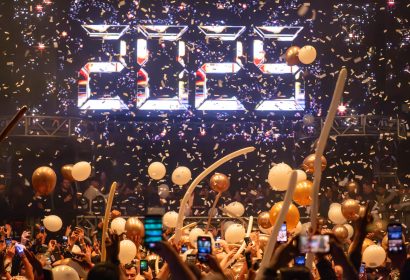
[369,220,387,235]
[333,225,349,241]
[361,238,375,253]
[301,154,327,174]
[359,205,367,218]
[257,211,272,229]
[285,46,301,66]
[32,166,57,196]
[293,180,313,206]
[346,181,359,193]
[125,217,144,238]
[341,199,360,221]
[259,234,269,250]
[111,210,121,219]
[381,234,388,251]
[61,164,74,181]
[209,173,230,193]
[269,201,300,230]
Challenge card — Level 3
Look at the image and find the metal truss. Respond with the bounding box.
[320,115,408,139]
[0,114,407,139]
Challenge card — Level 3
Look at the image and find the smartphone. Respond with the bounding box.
[144,215,163,249]
[359,262,367,279]
[245,251,252,269]
[215,236,221,249]
[181,244,188,253]
[244,236,251,245]
[294,255,305,266]
[140,260,148,273]
[387,223,403,253]
[5,238,12,248]
[299,235,330,253]
[197,236,212,263]
[40,226,45,233]
[15,244,24,256]
[277,223,287,243]
[186,254,197,265]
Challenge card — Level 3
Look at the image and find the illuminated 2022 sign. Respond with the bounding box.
[78,25,305,112]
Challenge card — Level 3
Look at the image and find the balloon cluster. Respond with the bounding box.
[285,45,317,66]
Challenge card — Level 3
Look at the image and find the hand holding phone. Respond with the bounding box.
[15,244,25,257]
[299,235,330,253]
[387,223,403,253]
[294,255,305,266]
[277,223,287,243]
[140,259,148,273]
[197,236,212,263]
[144,215,163,249]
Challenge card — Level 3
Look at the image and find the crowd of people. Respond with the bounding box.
[0,173,409,280]
[0,203,409,280]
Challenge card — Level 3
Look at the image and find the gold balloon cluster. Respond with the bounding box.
[301,154,327,174]
[346,180,359,193]
[125,217,144,239]
[32,166,57,196]
[209,173,230,193]
[269,201,300,230]
[285,46,301,66]
[257,211,272,230]
[61,164,74,182]
[293,180,313,206]
[341,199,360,221]
[332,225,349,241]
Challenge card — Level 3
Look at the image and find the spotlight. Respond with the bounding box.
[61,31,67,37]
[337,103,347,115]
[387,0,395,6]
[200,128,206,136]
[35,4,43,12]
[38,43,45,50]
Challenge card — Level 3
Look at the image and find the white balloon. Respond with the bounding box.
[52,265,80,280]
[294,222,303,235]
[258,225,272,234]
[295,170,307,183]
[268,163,292,191]
[71,245,82,254]
[119,240,137,264]
[171,166,191,185]
[225,224,246,244]
[299,45,317,64]
[148,162,166,180]
[43,215,63,232]
[329,202,341,209]
[189,228,205,247]
[223,221,234,233]
[225,201,245,217]
[301,222,311,235]
[71,161,92,182]
[110,217,126,235]
[344,223,354,239]
[363,245,386,268]
[328,203,347,224]
[163,211,179,228]
[158,184,170,199]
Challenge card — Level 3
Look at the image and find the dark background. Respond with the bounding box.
[0,0,409,218]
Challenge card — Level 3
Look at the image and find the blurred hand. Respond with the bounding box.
[21,231,31,245]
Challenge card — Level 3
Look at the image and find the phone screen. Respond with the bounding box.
[294,255,305,266]
[299,235,330,253]
[197,236,212,263]
[40,226,45,233]
[359,262,366,279]
[277,223,287,243]
[181,244,188,253]
[140,260,148,272]
[310,235,330,253]
[387,223,403,253]
[186,254,197,264]
[5,238,12,248]
[144,215,163,249]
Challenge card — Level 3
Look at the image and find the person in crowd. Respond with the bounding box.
[319,187,334,218]
[375,183,398,219]
[362,180,377,202]
[54,179,77,225]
